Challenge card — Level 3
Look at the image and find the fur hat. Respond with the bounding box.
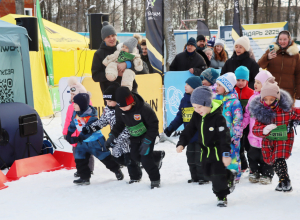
[68,77,87,96]
[185,76,202,89]
[216,73,237,92]
[261,77,280,100]
[200,68,220,85]
[123,37,138,53]
[101,22,117,40]
[191,86,213,107]
[234,36,250,52]
[255,68,273,85]
[215,39,225,48]
[235,66,250,81]
[187,37,197,48]
[133,34,143,45]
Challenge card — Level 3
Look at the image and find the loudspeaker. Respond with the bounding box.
[15,17,39,51]
[89,13,110,50]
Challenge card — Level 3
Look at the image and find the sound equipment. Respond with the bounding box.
[89,13,110,50]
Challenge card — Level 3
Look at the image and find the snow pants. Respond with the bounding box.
[273,158,289,181]
[72,147,94,172]
[240,126,250,170]
[186,142,207,181]
[113,153,142,181]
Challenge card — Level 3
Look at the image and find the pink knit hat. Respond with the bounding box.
[261,77,280,100]
[68,76,87,95]
[255,68,273,85]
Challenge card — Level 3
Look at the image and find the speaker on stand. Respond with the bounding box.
[89,13,110,50]
[15,17,39,52]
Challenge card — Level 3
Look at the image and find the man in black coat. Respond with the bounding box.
[169,37,207,75]
[91,22,148,93]
[141,39,154,73]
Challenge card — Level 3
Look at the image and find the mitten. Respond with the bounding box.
[263,124,277,135]
[133,58,143,71]
[139,138,151,155]
[105,133,116,149]
[66,131,78,144]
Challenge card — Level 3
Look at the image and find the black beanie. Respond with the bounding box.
[197,35,206,42]
[187,37,197,48]
[115,86,134,107]
[73,93,90,112]
[103,82,120,101]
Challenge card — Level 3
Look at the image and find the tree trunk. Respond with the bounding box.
[130,0,136,32]
[245,0,249,24]
[164,0,176,71]
[293,0,299,40]
[277,0,281,22]
[203,0,209,22]
[253,0,258,24]
[286,0,292,32]
[123,0,128,31]
[15,0,24,15]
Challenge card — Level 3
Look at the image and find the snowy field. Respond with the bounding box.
[1,113,300,220]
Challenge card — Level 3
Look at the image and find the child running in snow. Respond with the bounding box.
[250,77,300,192]
[82,83,143,183]
[243,69,274,184]
[234,66,254,173]
[66,93,123,185]
[63,77,94,177]
[199,68,220,99]
[215,73,243,182]
[164,76,209,184]
[177,86,237,207]
[105,86,161,189]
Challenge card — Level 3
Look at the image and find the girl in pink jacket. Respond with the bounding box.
[63,77,94,177]
[242,69,273,184]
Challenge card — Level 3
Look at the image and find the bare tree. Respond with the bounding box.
[123,0,128,31]
[286,0,292,32]
[253,0,258,24]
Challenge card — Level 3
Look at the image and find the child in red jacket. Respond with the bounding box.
[234,66,254,173]
[250,77,300,192]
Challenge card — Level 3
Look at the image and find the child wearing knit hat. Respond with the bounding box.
[164,76,209,185]
[66,93,123,185]
[200,68,220,98]
[250,77,300,192]
[243,69,273,184]
[177,86,237,207]
[215,73,244,182]
[102,37,144,91]
[234,66,254,173]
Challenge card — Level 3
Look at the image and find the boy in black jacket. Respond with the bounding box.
[177,86,237,207]
[105,86,161,189]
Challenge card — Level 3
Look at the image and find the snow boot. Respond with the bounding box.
[228,169,237,193]
[282,180,293,192]
[128,179,141,184]
[217,197,227,207]
[73,178,90,185]
[74,171,79,178]
[187,179,198,183]
[151,180,160,189]
[198,180,210,185]
[249,172,260,183]
[275,181,283,191]
[115,169,124,180]
[259,176,272,185]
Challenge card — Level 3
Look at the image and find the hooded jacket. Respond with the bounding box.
[250,89,300,165]
[112,93,159,143]
[221,51,259,89]
[235,84,254,109]
[258,42,300,99]
[177,100,231,162]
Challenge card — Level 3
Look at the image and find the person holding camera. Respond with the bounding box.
[258,30,300,100]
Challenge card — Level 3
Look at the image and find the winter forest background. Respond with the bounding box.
[11,0,300,39]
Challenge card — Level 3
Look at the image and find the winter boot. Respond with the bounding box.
[157,151,165,170]
[187,179,198,183]
[228,170,237,193]
[151,180,161,189]
[128,179,141,184]
[115,169,124,181]
[249,172,260,183]
[282,179,293,192]
[275,181,283,191]
[73,178,90,185]
[198,180,210,185]
[217,197,228,207]
[259,176,272,185]
[74,171,79,178]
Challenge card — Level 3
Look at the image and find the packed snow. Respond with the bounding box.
[1,113,300,220]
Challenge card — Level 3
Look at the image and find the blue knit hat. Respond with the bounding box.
[187,37,197,48]
[185,76,202,89]
[235,66,249,81]
[207,36,216,47]
[200,68,220,85]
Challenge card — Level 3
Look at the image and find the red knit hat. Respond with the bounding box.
[115,86,134,107]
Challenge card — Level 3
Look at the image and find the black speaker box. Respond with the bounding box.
[89,13,110,50]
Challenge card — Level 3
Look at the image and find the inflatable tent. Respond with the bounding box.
[0,20,34,107]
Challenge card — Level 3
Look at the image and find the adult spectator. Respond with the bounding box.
[258,30,300,99]
[221,36,259,89]
[91,22,147,93]
[133,34,143,55]
[169,37,207,75]
[140,39,154,73]
[196,35,207,52]
[210,39,228,69]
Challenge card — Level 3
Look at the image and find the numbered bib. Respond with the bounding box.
[182,107,194,123]
[266,124,288,141]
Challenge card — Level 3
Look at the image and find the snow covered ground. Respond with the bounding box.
[1,113,300,220]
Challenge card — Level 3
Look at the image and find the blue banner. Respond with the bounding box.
[164,71,193,130]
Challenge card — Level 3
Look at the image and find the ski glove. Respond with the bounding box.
[139,138,151,156]
[164,127,174,137]
[81,126,91,135]
[263,124,277,135]
[66,131,78,144]
[77,133,85,144]
[105,133,116,149]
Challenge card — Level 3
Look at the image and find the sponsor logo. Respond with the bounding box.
[209,127,214,131]
[134,114,141,121]
[166,86,183,116]
[103,95,112,99]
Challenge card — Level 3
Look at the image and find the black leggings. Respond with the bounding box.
[273,158,290,181]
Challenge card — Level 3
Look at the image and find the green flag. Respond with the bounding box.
[36,0,54,86]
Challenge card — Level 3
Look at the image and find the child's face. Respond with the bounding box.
[263,96,276,106]
[216,82,226,95]
[254,79,262,92]
[236,79,247,89]
[205,51,212,60]
[185,83,194,94]
[235,44,246,56]
[202,79,211,86]
[119,104,132,111]
[192,103,211,116]
[122,45,129,53]
[106,100,117,107]
[73,103,80,111]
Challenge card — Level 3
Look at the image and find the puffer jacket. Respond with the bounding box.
[258,42,300,99]
[242,91,262,148]
[210,51,226,69]
[250,89,300,165]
